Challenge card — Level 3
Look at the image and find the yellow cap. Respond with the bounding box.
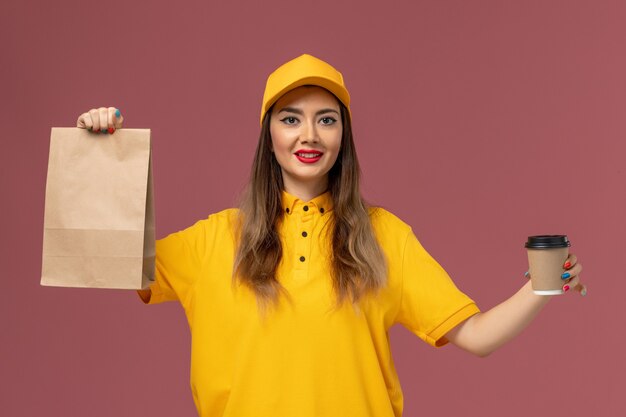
[260,54,351,126]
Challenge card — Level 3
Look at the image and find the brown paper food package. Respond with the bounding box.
[41,128,155,289]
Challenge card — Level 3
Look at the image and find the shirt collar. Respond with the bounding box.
[281,190,333,216]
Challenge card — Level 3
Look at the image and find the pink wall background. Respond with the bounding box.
[2,0,624,416]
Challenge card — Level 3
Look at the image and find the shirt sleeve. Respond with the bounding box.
[395,228,480,347]
[137,218,206,306]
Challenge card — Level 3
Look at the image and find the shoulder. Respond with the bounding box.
[369,206,412,233]
[199,207,240,231]
[166,208,240,240]
[210,207,240,223]
[368,206,413,244]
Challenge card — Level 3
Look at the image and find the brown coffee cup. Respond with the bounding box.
[525,235,571,295]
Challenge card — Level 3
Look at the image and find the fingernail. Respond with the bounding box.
[101,128,107,133]
[108,127,115,134]
[581,286,587,297]
[564,261,571,269]
[524,271,529,278]
[561,272,570,279]
[563,285,570,292]
[115,109,121,118]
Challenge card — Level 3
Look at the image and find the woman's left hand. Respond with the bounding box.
[561,253,586,296]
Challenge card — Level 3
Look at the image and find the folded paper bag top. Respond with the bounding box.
[41,128,155,290]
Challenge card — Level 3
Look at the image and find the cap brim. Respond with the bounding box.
[261,76,350,125]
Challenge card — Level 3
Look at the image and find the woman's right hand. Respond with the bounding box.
[76,107,124,134]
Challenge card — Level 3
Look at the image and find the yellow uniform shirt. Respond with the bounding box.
[140,191,480,417]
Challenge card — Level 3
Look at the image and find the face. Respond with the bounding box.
[269,86,342,197]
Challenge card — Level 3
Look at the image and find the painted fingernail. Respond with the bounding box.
[561,272,570,279]
[108,127,115,134]
[564,261,571,269]
[101,128,107,133]
[115,109,121,118]
[563,285,570,292]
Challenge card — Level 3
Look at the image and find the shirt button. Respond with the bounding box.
[299,256,306,262]
[302,231,307,237]
[303,205,309,212]
[320,207,325,214]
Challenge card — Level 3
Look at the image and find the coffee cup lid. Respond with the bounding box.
[525,235,571,249]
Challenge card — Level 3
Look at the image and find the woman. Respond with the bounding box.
[76,54,585,417]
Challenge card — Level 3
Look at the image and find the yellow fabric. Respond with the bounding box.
[140,190,480,417]
[260,53,351,125]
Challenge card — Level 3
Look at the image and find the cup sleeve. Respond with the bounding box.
[394,229,480,347]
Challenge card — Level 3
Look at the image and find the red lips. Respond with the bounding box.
[294,149,323,157]
[294,149,323,163]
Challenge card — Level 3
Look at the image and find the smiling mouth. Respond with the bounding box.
[295,152,323,158]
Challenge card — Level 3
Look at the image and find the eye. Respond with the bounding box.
[280,116,298,125]
[320,117,337,125]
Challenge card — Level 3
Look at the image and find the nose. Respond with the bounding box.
[300,118,319,143]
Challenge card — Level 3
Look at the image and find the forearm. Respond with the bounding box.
[447,280,552,357]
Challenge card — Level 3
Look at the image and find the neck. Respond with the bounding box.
[282,177,329,202]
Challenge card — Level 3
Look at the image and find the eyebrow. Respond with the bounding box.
[277,107,340,116]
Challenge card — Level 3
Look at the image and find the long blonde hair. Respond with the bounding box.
[233,102,387,316]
